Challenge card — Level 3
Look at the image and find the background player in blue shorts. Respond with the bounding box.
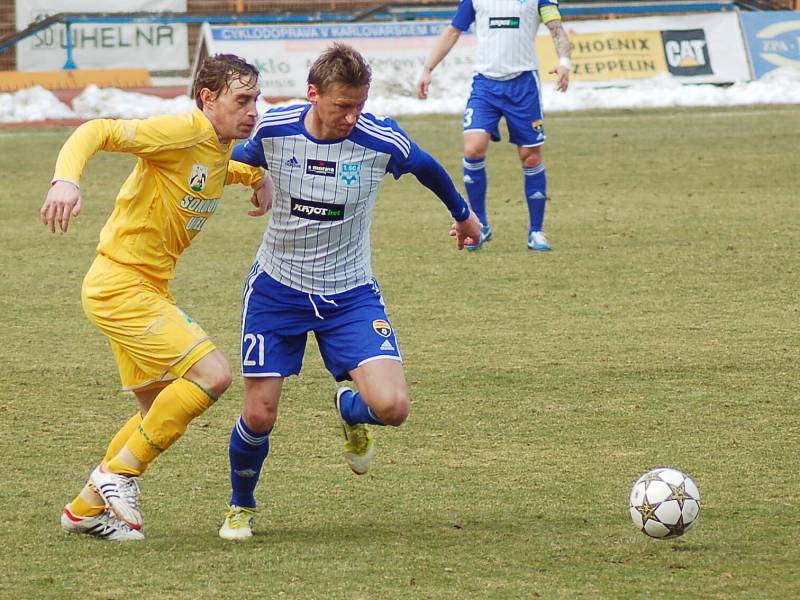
[218,43,482,539]
[417,0,572,251]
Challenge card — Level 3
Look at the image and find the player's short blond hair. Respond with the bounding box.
[307,43,372,93]
[192,54,259,109]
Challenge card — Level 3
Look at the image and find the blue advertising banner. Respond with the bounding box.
[209,22,450,42]
[740,11,800,79]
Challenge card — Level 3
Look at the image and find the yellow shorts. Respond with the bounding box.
[81,254,216,392]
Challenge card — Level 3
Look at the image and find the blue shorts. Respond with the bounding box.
[240,267,402,381]
[463,71,546,147]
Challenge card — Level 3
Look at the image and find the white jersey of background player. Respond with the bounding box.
[417,0,572,251]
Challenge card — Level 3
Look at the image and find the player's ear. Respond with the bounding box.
[307,84,319,104]
[199,87,215,109]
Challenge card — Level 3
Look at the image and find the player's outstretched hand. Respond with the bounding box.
[549,65,570,92]
[449,211,483,250]
[41,180,82,233]
[248,173,274,217]
[416,70,432,100]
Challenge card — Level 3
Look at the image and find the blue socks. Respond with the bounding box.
[337,388,385,426]
[463,156,488,226]
[524,163,547,232]
[464,157,548,232]
[228,416,271,509]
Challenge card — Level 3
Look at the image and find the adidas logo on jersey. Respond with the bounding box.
[380,340,395,351]
[285,156,300,168]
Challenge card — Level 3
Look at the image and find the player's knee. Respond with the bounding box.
[206,365,233,397]
[187,353,232,397]
[371,389,410,427]
[464,147,485,161]
[521,150,543,169]
[242,378,281,431]
[242,400,277,432]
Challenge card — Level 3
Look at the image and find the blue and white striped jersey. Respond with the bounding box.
[452,0,560,79]
[234,103,468,295]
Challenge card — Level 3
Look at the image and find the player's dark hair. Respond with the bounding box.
[192,54,259,109]
[307,43,372,93]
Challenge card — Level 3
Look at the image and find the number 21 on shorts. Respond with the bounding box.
[242,333,265,366]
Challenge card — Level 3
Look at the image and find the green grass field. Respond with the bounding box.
[1,104,798,599]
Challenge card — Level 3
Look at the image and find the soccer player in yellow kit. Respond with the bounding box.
[41,54,270,541]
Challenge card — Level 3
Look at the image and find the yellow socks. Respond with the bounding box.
[67,412,144,516]
[67,487,105,518]
[103,412,143,464]
[112,378,216,471]
[70,381,214,515]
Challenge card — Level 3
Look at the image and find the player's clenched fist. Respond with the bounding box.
[41,180,82,233]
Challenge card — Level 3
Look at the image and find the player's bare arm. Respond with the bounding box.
[41,180,82,234]
[547,20,571,92]
[417,25,463,99]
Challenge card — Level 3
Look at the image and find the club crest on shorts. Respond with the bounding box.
[373,319,392,337]
[189,164,208,192]
[532,119,543,131]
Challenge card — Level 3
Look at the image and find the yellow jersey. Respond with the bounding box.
[52,109,263,281]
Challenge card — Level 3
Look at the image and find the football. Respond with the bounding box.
[629,467,701,539]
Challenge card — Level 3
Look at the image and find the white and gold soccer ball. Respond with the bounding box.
[629,467,701,539]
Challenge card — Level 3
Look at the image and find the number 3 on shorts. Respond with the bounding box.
[463,107,474,128]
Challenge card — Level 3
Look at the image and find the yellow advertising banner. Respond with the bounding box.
[0,68,150,92]
[538,30,668,81]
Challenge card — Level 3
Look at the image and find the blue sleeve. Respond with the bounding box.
[232,135,268,170]
[356,113,469,221]
[451,0,475,32]
[407,148,471,222]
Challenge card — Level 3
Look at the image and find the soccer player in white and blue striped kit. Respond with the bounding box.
[218,43,482,539]
[417,0,572,251]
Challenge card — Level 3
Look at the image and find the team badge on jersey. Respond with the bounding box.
[306,159,336,177]
[339,163,360,186]
[532,119,543,131]
[373,319,392,337]
[189,164,208,192]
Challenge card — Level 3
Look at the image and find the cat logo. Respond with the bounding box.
[373,319,392,337]
[661,30,712,76]
[189,164,209,192]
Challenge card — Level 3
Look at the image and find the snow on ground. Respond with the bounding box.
[2,67,799,124]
